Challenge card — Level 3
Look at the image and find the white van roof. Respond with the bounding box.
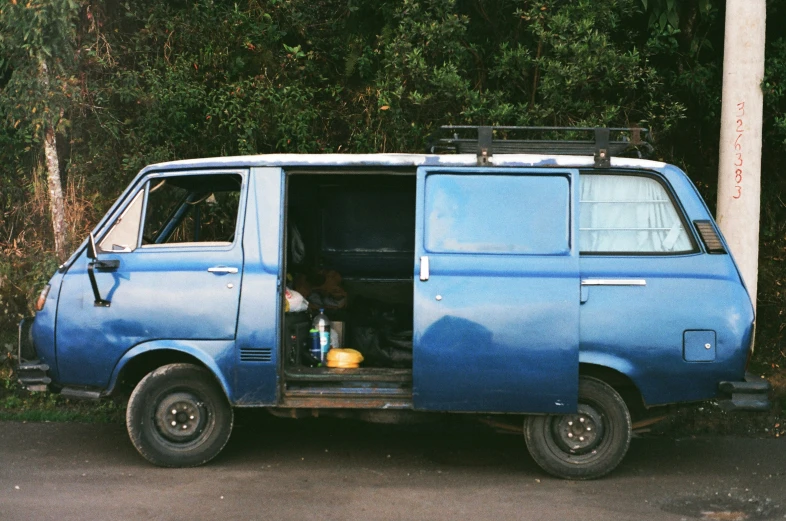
[143,153,667,173]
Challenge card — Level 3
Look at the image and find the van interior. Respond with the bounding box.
[281,171,417,407]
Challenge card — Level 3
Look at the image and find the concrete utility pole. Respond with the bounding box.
[716,0,766,311]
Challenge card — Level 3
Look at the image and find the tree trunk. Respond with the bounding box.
[44,124,67,261]
[39,59,67,261]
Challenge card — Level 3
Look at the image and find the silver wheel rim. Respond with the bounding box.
[154,392,208,443]
[550,403,605,455]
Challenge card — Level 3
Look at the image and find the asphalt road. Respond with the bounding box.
[1,413,785,521]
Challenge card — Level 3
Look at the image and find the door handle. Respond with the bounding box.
[580,279,645,305]
[207,266,239,274]
[420,256,430,281]
[580,279,646,286]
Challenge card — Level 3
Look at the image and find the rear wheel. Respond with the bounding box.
[126,363,233,467]
[524,376,631,480]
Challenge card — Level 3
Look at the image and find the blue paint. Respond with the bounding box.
[30,270,62,379]
[53,170,248,389]
[576,168,753,405]
[232,167,283,405]
[107,339,236,398]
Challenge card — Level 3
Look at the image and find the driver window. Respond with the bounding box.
[141,173,242,247]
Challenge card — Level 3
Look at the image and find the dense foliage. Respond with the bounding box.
[0,0,784,374]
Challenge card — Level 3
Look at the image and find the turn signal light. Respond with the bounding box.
[35,285,51,311]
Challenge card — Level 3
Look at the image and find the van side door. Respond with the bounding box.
[412,167,580,413]
[55,170,247,389]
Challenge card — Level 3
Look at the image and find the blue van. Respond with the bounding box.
[17,128,770,479]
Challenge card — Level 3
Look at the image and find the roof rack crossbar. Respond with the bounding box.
[427,126,650,167]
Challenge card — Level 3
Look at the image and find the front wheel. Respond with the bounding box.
[126,363,233,467]
[524,376,632,480]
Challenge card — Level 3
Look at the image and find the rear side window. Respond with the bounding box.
[424,173,570,255]
[579,174,694,254]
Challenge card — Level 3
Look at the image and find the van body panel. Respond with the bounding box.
[55,247,245,388]
[29,270,63,377]
[232,167,284,405]
[107,339,236,398]
[577,352,638,379]
[412,167,581,413]
[577,168,755,406]
[578,258,753,404]
[53,170,248,388]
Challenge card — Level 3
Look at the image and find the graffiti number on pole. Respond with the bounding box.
[733,102,745,199]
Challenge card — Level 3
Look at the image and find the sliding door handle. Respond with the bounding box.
[207,266,239,274]
[580,279,646,286]
[420,256,430,281]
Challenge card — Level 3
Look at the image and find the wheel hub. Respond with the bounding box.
[155,392,207,442]
[552,403,605,455]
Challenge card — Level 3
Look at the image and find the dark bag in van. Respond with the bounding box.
[350,297,413,368]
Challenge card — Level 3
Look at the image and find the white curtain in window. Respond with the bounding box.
[580,175,692,253]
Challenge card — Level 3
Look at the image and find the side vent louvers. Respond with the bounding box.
[694,220,727,254]
[240,347,273,362]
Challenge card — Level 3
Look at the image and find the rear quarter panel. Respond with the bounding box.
[579,166,754,405]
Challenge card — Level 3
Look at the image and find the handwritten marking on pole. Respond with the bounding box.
[733,101,745,199]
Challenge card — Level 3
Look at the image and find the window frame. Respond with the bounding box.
[96,169,247,253]
[578,170,699,256]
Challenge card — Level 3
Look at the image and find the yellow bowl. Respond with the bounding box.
[326,348,364,365]
[326,360,360,368]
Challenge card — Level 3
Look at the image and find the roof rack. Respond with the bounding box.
[426,126,651,167]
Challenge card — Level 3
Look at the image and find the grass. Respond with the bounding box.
[0,364,125,424]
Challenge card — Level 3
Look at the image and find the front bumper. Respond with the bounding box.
[717,372,771,412]
[17,317,50,392]
[16,362,51,392]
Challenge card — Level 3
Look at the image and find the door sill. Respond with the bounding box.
[281,387,413,409]
[284,367,412,383]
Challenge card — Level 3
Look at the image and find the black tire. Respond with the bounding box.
[126,363,233,467]
[524,376,632,480]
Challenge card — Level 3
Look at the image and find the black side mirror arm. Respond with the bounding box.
[86,233,119,307]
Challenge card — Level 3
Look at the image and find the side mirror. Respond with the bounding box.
[87,233,98,260]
